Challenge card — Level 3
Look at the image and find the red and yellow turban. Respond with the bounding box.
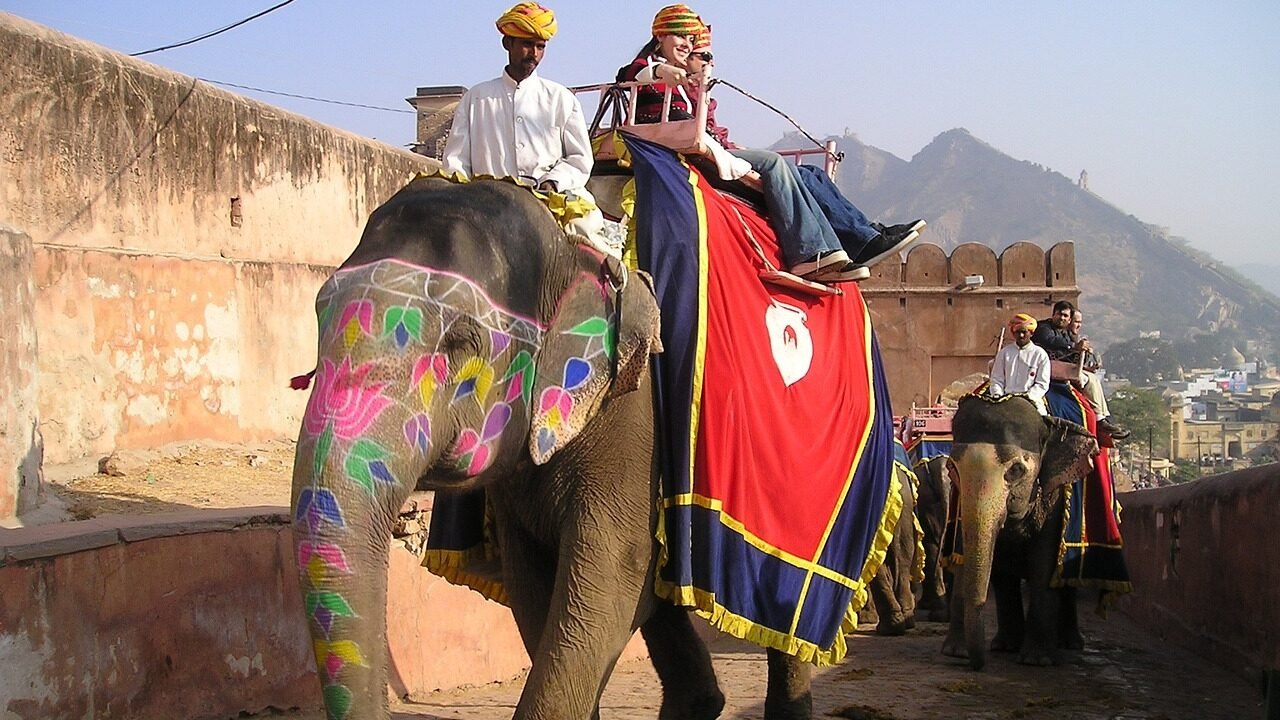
[496,2,557,41]
[691,23,712,51]
[651,4,705,38]
[1009,313,1038,333]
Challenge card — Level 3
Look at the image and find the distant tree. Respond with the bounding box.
[1172,332,1232,369]
[1103,337,1180,385]
[1170,460,1199,484]
[1108,388,1171,456]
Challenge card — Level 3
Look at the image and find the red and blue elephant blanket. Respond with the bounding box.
[423,136,901,666]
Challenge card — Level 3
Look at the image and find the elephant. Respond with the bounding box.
[863,464,919,636]
[913,455,952,622]
[290,176,816,720]
[939,393,1098,670]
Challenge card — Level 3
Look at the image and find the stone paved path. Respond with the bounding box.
[370,606,1263,720]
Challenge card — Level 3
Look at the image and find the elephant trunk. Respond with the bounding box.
[293,444,405,720]
[956,448,1007,671]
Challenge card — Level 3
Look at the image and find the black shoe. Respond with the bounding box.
[872,219,927,237]
[852,229,921,268]
[1097,417,1131,440]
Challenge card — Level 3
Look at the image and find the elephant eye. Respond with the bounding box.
[1005,462,1028,483]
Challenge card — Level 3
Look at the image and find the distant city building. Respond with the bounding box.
[1077,169,1089,191]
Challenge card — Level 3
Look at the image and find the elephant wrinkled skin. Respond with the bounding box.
[939,394,1097,670]
[291,178,814,720]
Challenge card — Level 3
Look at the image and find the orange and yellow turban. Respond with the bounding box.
[496,2,557,41]
[1009,313,1038,333]
[651,4,705,38]
[691,23,712,51]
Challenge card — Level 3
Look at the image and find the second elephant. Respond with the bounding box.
[940,393,1098,670]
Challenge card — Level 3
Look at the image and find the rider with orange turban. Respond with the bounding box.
[495,2,558,41]
[1008,313,1038,334]
[444,3,612,255]
[989,313,1051,414]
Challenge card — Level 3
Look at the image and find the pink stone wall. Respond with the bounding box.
[1117,464,1280,684]
[0,226,43,522]
[0,14,436,464]
[0,508,647,718]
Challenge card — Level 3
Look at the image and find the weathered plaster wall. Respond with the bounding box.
[0,226,44,522]
[1117,465,1280,687]
[863,241,1079,411]
[0,509,646,719]
[0,13,435,463]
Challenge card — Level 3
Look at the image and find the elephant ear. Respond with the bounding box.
[1038,416,1099,492]
[528,266,660,465]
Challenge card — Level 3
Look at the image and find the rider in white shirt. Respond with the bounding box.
[988,313,1051,415]
[442,2,610,254]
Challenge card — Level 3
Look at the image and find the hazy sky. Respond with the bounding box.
[4,1,1276,265]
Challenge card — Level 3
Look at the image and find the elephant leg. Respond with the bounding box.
[640,603,725,720]
[941,563,968,659]
[989,566,1025,653]
[1020,501,1068,666]
[1058,586,1084,650]
[511,522,649,720]
[868,562,906,636]
[918,539,949,622]
[764,648,812,720]
[895,552,917,631]
[492,508,557,665]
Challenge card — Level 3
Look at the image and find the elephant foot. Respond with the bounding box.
[989,633,1020,653]
[1060,629,1085,651]
[658,689,725,720]
[926,606,950,623]
[875,617,909,636]
[1018,647,1059,666]
[941,632,967,658]
[763,696,812,720]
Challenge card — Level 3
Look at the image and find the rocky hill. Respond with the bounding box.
[781,128,1280,354]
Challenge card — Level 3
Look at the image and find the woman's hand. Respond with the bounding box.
[654,63,688,86]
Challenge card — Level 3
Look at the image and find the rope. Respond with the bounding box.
[712,78,844,166]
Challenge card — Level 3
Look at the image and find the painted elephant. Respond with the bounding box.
[939,393,1098,670]
[291,177,815,720]
[914,455,951,622]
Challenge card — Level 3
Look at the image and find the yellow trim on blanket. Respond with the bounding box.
[653,468,906,667]
[420,548,510,606]
[621,177,639,271]
[658,492,865,589]
[686,163,712,487]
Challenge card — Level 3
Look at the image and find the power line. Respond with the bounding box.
[199,78,414,114]
[130,0,298,57]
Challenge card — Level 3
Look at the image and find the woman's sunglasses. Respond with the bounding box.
[693,51,713,62]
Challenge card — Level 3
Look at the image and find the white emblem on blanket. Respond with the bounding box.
[764,300,813,387]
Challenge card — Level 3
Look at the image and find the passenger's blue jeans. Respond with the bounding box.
[730,148,843,268]
[794,164,879,256]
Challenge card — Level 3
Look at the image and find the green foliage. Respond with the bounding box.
[1108,387,1171,455]
[1171,330,1244,370]
[1170,460,1200,484]
[1103,337,1180,385]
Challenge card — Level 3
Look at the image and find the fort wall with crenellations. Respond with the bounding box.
[862,240,1079,412]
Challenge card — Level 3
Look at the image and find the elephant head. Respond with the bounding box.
[290,178,660,719]
[945,393,1097,669]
